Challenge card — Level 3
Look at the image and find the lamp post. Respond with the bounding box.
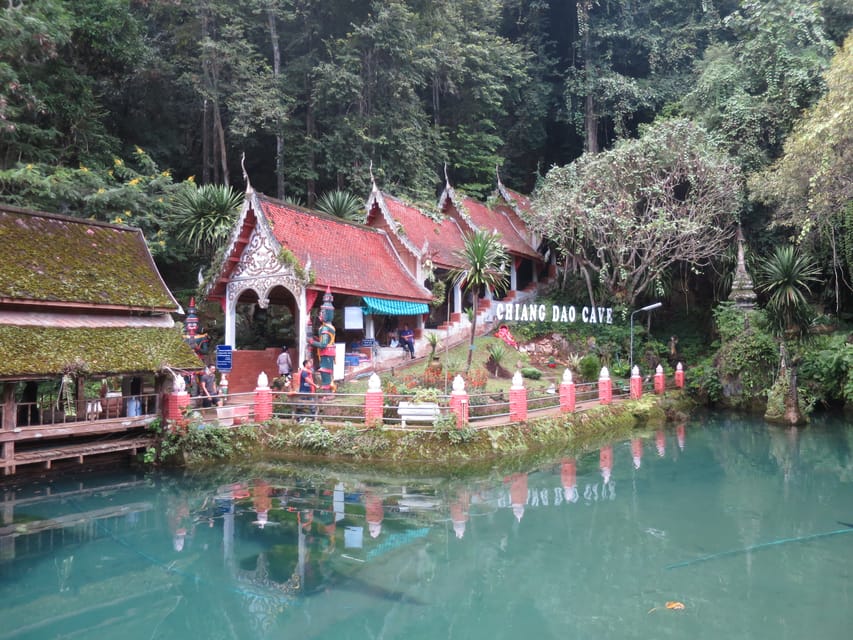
[629,302,662,373]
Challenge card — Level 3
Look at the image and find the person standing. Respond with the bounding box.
[399,323,415,359]
[298,358,318,419]
[277,345,293,383]
[200,365,219,407]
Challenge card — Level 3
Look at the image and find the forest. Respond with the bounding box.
[1,0,852,417]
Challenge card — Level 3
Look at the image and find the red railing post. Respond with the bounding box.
[654,364,666,394]
[163,374,190,423]
[629,365,642,399]
[254,372,273,422]
[559,368,576,413]
[364,373,384,427]
[598,366,612,405]
[675,362,685,388]
[509,371,528,422]
[449,374,469,427]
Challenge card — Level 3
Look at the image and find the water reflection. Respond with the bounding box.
[2,414,853,639]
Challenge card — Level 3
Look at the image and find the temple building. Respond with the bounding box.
[204,185,434,391]
[0,205,201,475]
[204,171,548,392]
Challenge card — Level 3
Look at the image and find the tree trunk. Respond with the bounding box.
[467,294,478,372]
[305,73,316,206]
[783,363,804,426]
[266,5,285,198]
[213,102,229,186]
[582,23,598,153]
[202,98,212,185]
[580,264,596,310]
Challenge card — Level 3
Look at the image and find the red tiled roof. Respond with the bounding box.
[460,197,540,260]
[499,185,531,214]
[381,194,467,270]
[259,195,431,302]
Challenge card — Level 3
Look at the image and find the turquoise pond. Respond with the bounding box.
[1,412,852,639]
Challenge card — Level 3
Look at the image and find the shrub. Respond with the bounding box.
[579,354,601,381]
[293,421,334,450]
[520,367,542,380]
[487,342,507,368]
[421,364,444,388]
[433,411,477,443]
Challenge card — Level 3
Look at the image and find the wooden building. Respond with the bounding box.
[0,206,201,475]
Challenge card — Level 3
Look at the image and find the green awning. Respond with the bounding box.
[362,296,429,316]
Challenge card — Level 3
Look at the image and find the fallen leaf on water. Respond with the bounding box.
[648,601,686,614]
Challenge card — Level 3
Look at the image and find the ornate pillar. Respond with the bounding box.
[453,282,462,315]
[224,283,237,348]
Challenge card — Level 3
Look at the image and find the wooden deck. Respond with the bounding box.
[1,415,157,476]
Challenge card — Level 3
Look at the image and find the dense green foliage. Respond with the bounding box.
[0,1,852,407]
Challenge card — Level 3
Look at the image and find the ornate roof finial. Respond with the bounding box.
[443,162,450,187]
[241,152,253,193]
[369,159,377,191]
[496,164,503,187]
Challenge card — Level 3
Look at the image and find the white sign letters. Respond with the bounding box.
[495,302,613,325]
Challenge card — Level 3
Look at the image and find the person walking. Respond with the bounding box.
[200,365,219,407]
[277,344,293,385]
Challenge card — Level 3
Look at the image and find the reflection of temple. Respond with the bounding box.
[1,426,698,636]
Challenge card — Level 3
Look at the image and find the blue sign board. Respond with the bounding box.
[215,345,233,372]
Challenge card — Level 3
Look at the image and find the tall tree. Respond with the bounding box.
[529,118,742,307]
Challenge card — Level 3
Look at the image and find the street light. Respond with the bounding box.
[629,302,663,373]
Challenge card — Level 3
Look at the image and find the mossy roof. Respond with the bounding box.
[0,325,202,379]
[0,205,178,310]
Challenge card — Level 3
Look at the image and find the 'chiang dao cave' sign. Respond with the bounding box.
[495,302,614,325]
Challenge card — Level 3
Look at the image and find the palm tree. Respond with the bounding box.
[315,190,364,221]
[173,184,243,257]
[449,230,509,371]
[757,245,821,337]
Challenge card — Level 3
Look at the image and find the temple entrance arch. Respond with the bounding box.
[224,276,308,367]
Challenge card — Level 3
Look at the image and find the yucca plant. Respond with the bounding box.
[315,190,364,221]
[173,184,243,257]
[757,246,821,338]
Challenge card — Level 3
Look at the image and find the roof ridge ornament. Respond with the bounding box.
[241,152,253,194]
[369,159,377,191]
